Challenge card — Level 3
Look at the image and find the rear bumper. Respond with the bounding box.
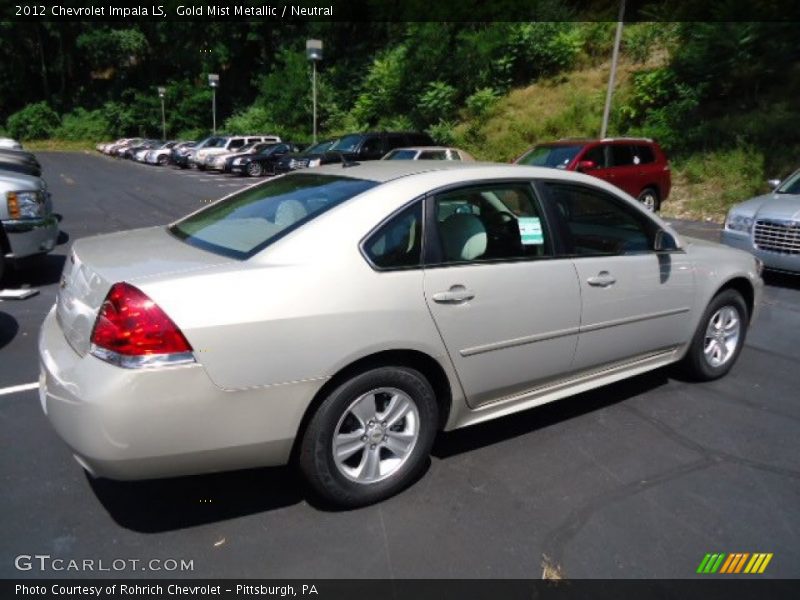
[38,307,323,480]
[721,229,800,273]
[2,216,58,260]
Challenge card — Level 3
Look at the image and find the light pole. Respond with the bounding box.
[601,0,626,139]
[157,86,166,140]
[208,73,219,135]
[306,39,323,144]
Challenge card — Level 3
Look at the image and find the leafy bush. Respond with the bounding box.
[417,81,457,126]
[6,102,61,140]
[350,46,408,127]
[56,108,111,140]
[426,120,457,146]
[465,88,499,120]
[222,105,277,135]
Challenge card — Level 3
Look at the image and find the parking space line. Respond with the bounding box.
[0,382,39,397]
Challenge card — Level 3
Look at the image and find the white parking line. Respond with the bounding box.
[0,382,39,397]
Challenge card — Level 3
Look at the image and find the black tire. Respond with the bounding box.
[637,187,660,212]
[157,155,168,166]
[246,162,263,177]
[680,289,748,381]
[299,366,438,508]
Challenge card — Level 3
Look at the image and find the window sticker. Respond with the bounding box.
[518,217,544,245]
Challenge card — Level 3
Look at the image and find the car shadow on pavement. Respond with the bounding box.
[433,370,671,459]
[88,466,303,533]
[3,253,66,289]
[0,311,19,350]
[764,270,800,290]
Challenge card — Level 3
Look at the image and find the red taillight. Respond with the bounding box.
[90,282,192,358]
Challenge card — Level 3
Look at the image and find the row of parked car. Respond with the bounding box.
[0,138,59,283]
[97,132,675,212]
[96,131,480,178]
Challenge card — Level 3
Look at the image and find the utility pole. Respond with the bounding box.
[157,87,166,140]
[601,0,626,139]
[208,74,219,135]
[306,40,323,144]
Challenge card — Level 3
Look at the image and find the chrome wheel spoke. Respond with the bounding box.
[359,446,382,481]
[703,305,742,368]
[334,431,365,462]
[381,394,412,428]
[384,431,415,457]
[349,394,378,427]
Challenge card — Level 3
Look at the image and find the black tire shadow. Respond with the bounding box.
[433,370,671,459]
[89,466,303,533]
[0,311,19,350]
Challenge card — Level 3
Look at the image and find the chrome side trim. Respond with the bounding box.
[579,307,691,334]
[458,307,689,357]
[460,326,580,357]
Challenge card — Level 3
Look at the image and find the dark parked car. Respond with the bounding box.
[230,142,303,177]
[274,139,336,174]
[514,137,671,212]
[321,131,435,165]
[0,149,42,177]
[172,136,224,169]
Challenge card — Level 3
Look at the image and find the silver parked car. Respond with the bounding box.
[40,162,762,506]
[721,169,800,273]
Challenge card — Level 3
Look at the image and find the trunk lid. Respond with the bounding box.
[56,226,235,356]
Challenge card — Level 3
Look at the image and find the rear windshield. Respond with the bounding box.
[517,144,584,169]
[170,173,378,259]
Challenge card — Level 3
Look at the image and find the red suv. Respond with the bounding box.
[514,137,671,212]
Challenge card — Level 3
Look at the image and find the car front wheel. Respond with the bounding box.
[299,366,438,507]
[681,289,748,381]
[246,162,263,177]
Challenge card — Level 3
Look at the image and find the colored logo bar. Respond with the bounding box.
[696,553,773,574]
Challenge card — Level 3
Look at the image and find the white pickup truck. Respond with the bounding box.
[0,168,59,282]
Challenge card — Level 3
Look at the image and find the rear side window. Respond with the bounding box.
[364,203,423,269]
[609,145,633,167]
[433,183,550,263]
[632,145,655,164]
[419,150,448,160]
[170,174,378,259]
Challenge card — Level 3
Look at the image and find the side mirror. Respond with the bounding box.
[767,178,781,190]
[576,160,596,172]
[654,229,679,252]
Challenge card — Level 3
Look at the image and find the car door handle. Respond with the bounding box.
[586,271,616,287]
[432,285,475,304]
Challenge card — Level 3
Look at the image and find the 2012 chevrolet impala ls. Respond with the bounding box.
[39,162,763,506]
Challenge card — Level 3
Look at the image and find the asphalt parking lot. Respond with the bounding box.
[1,151,799,579]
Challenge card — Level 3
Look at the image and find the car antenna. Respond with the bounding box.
[334,151,359,168]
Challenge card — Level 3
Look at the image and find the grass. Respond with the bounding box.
[23,139,96,152]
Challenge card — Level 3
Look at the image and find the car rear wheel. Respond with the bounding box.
[157,155,168,166]
[681,289,748,381]
[298,366,438,507]
[247,162,263,177]
[637,188,660,212]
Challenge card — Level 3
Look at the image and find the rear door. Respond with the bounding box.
[421,181,581,408]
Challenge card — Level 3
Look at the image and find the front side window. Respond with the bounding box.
[517,144,585,169]
[228,139,246,150]
[433,183,550,263]
[363,203,423,269]
[170,174,378,259]
[544,183,653,255]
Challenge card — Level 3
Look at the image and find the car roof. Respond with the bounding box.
[388,146,463,152]
[308,159,599,184]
